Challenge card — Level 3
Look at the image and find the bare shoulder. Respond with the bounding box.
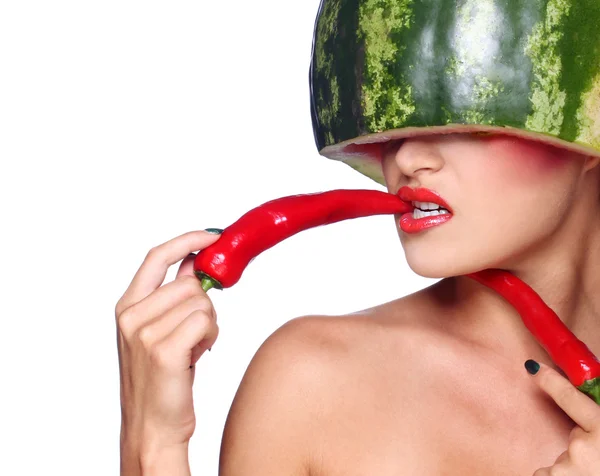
[218,314,375,475]
[219,286,443,475]
[221,279,574,475]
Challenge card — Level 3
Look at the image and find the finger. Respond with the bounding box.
[175,229,223,280]
[533,464,570,476]
[138,293,216,347]
[116,230,221,314]
[533,467,550,476]
[176,253,197,279]
[553,450,569,465]
[161,309,219,362]
[569,426,587,443]
[190,334,217,366]
[118,275,207,333]
[533,468,551,476]
[526,360,600,432]
[533,464,569,476]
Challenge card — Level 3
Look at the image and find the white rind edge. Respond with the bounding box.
[319,124,600,185]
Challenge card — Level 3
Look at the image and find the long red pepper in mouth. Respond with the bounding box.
[194,189,412,290]
[193,190,600,403]
[468,269,600,404]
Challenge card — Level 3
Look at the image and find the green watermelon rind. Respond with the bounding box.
[310,0,600,185]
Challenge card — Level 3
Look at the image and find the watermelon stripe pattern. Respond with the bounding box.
[309,0,600,184]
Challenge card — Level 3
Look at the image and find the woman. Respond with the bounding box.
[116,1,600,474]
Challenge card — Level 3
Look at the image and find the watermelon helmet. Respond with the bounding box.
[309,0,600,185]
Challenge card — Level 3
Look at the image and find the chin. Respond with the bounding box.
[404,252,488,279]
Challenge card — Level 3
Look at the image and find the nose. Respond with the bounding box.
[393,138,445,179]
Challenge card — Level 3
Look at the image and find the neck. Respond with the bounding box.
[504,182,600,342]
[445,192,600,368]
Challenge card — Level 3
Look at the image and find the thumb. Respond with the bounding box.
[176,252,197,279]
[176,228,224,279]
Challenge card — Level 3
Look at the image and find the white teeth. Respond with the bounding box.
[412,201,441,211]
[413,209,451,219]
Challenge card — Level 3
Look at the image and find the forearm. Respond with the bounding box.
[121,438,191,476]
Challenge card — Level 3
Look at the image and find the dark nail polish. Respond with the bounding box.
[525,359,540,375]
[204,228,224,235]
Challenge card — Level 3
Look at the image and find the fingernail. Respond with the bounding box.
[525,359,540,375]
[204,228,224,235]
[208,347,212,352]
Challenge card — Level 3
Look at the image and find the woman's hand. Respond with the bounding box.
[115,230,222,471]
[529,361,600,475]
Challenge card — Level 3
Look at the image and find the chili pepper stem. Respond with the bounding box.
[201,278,215,292]
[578,378,600,405]
[194,270,223,292]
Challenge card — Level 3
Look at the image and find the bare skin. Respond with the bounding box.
[117,133,600,474]
[221,134,600,474]
[220,279,577,475]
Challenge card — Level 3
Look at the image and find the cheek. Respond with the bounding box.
[456,139,582,250]
[485,137,575,182]
[470,138,580,213]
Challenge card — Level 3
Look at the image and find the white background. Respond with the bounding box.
[0,1,435,474]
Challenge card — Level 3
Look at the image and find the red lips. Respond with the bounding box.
[397,186,453,212]
[397,186,453,234]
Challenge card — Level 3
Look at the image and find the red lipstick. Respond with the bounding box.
[397,186,453,234]
[398,187,453,211]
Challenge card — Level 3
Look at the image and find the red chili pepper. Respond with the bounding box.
[468,269,600,404]
[194,191,599,403]
[194,189,412,290]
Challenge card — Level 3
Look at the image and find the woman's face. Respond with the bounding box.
[382,133,596,278]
